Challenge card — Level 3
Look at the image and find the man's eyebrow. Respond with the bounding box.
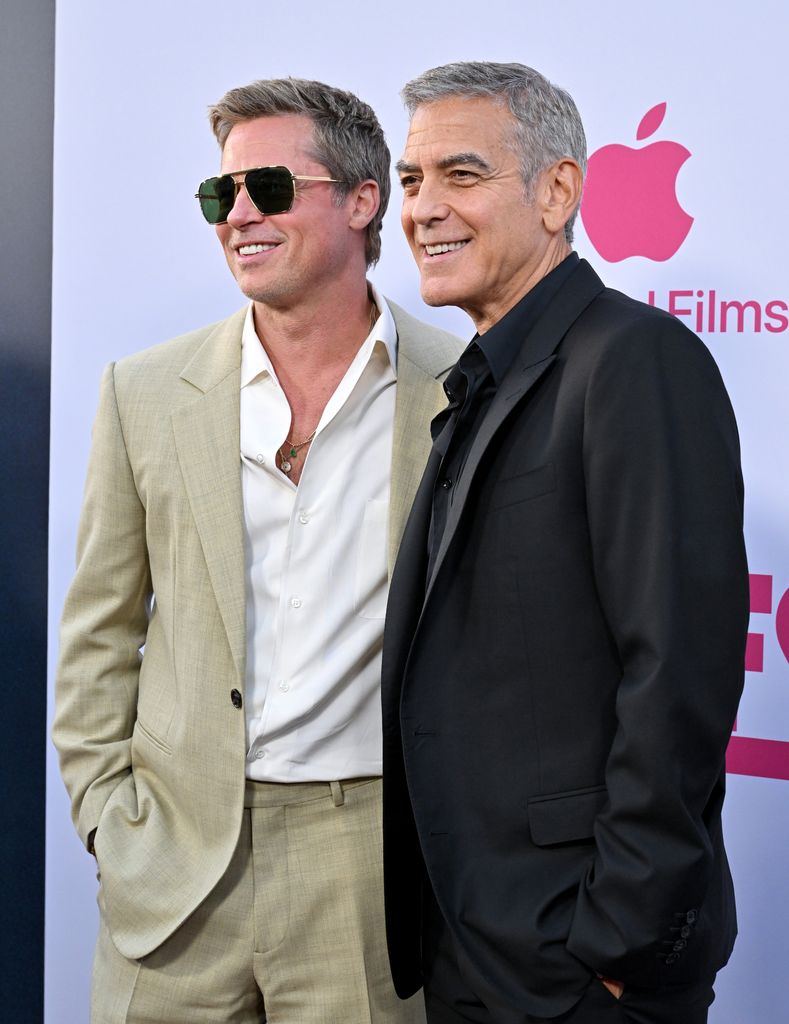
[395,152,492,175]
[436,152,492,172]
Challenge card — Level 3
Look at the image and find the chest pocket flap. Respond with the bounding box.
[527,784,608,846]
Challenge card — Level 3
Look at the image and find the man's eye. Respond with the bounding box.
[450,169,478,184]
[399,175,420,191]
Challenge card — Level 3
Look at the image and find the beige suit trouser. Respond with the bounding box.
[92,777,424,1024]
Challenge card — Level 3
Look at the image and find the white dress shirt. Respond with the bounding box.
[239,286,397,781]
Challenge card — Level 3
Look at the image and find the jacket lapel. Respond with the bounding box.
[389,350,449,572]
[171,310,247,680]
[424,260,605,601]
[383,443,444,688]
[388,303,460,573]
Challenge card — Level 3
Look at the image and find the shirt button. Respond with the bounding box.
[278,681,290,692]
[230,689,243,709]
[298,511,310,524]
[256,454,265,464]
[441,478,453,490]
[255,748,266,759]
[290,597,302,608]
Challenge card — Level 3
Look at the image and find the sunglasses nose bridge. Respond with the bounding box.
[226,174,266,223]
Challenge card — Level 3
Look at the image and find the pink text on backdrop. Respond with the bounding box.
[647,290,789,333]
[727,573,789,781]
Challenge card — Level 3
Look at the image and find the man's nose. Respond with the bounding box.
[409,180,450,225]
[226,180,264,227]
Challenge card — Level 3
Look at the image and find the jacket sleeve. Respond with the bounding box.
[565,314,749,983]
[52,362,151,850]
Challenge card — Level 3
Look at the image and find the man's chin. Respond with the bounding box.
[419,283,462,310]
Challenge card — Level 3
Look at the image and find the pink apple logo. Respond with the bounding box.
[580,102,693,262]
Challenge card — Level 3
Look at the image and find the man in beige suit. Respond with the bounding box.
[53,77,461,1023]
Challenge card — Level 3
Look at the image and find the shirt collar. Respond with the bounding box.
[240,281,397,390]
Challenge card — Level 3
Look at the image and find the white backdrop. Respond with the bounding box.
[47,2,789,1020]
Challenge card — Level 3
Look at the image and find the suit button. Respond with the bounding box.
[231,689,243,709]
[686,909,698,925]
[680,925,691,938]
[664,953,679,965]
[673,940,687,952]
[441,478,452,490]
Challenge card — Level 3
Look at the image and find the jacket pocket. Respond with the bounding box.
[134,716,173,755]
[527,784,607,846]
[491,462,556,510]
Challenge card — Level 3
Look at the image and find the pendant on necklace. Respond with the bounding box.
[281,459,292,474]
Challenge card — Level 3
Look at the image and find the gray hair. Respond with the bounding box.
[209,78,390,266]
[401,62,586,244]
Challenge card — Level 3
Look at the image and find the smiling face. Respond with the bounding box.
[215,114,364,313]
[398,96,572,333]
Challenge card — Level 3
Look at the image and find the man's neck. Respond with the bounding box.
[251,278,373,382]
[471,239,572,335]
[250,278,378,463]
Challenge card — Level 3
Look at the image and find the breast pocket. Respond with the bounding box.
[353,498,389,619]
[491,462,556,510]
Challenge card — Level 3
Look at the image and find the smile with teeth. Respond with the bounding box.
[238,243,280,255]
[424,240,469,256]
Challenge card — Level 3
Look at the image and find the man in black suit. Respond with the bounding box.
[382,61,749,1024]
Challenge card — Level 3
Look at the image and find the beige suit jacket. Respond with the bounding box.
[53,300,462,959]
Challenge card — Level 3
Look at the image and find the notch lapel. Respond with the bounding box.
[387,303,461,573]
[424,260,605,602]
[388,349,450,572]
[171,311,247,680]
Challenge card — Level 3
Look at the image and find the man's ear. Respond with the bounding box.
[540,159,583,237]
[348,179,380,232]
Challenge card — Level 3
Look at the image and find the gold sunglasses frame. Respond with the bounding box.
[194,165,343,223]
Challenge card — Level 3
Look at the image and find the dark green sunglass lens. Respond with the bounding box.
[198,175,236,224]
[245,167,294,215]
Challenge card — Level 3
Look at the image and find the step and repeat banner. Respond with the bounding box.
[47,2,787,1020]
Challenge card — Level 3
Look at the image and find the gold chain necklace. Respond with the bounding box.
[277,300,378,476]
[278,429,317,474]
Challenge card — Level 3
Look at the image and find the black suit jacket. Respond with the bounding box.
[381,259,749,1019]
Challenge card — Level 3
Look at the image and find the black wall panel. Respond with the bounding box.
[0,1,55,1019]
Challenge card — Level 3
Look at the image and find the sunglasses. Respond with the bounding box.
[195,165,342,224]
